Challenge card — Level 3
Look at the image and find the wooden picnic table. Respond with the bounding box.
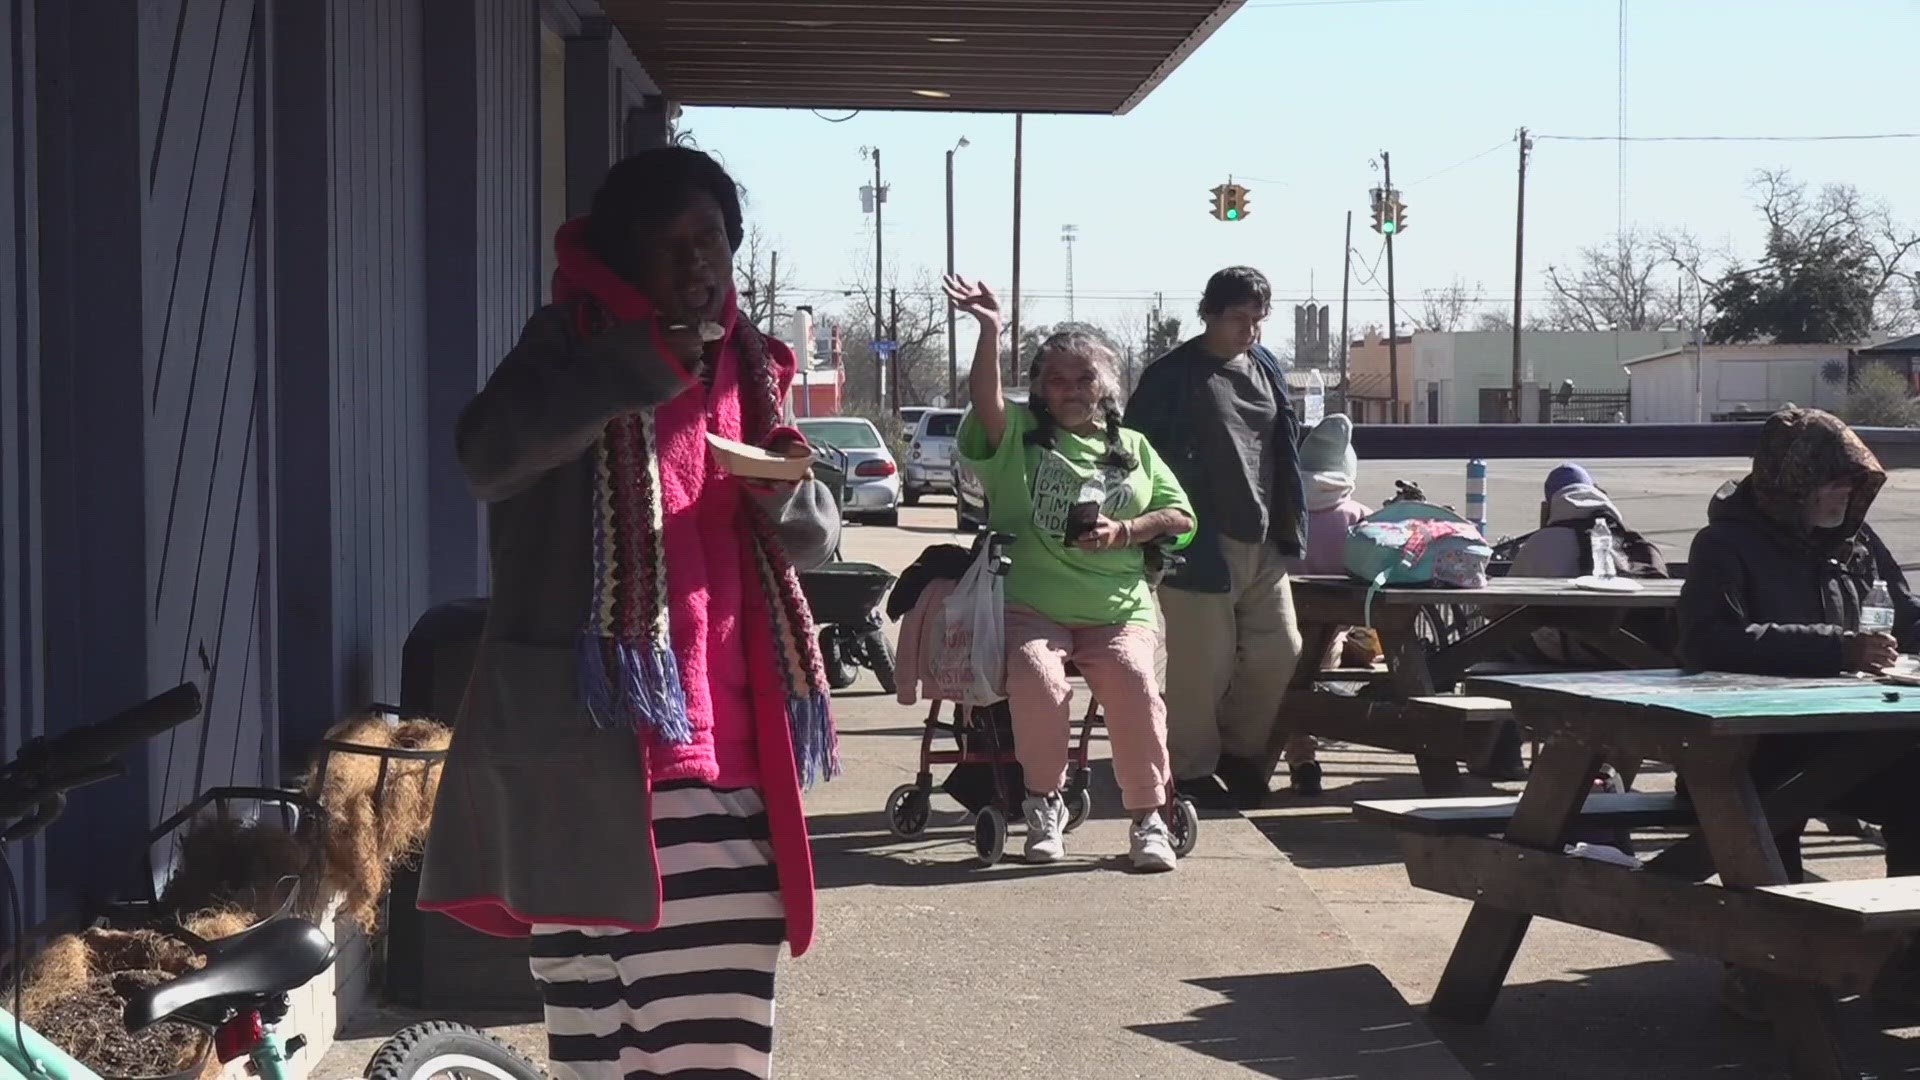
[1418,669,1920,1080]
[1284,576,1683,791]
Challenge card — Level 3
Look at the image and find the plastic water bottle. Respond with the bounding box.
[1303,369,1326,427]
[1861,579,1896,634]
[1589,519,1617,580]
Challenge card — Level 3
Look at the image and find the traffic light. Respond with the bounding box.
[1379,191,1406,235]
[1223,183,1249,221]
[1209,181,1250,222]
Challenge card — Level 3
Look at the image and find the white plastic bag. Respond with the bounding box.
[925,542,1006,705]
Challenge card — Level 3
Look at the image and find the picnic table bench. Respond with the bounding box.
[1285,576,1683,791]
[1356,669,1920,1080]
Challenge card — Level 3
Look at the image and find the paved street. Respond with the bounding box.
[324,461,1920,1079]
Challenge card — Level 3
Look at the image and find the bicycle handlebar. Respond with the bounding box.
[23,682,203,771]
[0,684,203,839]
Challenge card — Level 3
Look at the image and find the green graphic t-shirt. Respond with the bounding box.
[957,402,1195,627]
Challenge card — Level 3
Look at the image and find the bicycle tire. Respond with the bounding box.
[363,1020,545,1080]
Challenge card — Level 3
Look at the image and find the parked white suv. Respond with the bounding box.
[902,408,963,506]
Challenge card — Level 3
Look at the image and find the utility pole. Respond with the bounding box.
[858,147,888,408]
[1510,127,1531,423]
[945,137,968,403]
[1061,224,1079,323]
[888,287,900,412]
[1339,210,1352,417]
[1010,113,1024,385]
[1382,150,1400,421]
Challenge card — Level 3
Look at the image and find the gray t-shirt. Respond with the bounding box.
[1188,350,1279,544]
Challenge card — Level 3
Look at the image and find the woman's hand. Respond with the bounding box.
[943,275,1003,328]
[742,434,814,495]
[1073,516,1132,552]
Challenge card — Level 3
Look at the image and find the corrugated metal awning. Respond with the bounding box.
[604,0,1246,115]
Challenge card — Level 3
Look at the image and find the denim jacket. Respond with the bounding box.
[1123,341,1306,594]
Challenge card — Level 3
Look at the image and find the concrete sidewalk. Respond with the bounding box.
[321,485,1920,1078]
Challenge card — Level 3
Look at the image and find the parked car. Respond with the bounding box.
[902,408,963,505]
[796,416,900,527]
[897,406,930,437]
[950,392,1025,533]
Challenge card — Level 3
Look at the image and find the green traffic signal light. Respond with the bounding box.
[1381,218,1396,235]
[1226,207,1240,220]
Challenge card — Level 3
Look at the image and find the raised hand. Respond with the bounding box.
[943,274,1003,327]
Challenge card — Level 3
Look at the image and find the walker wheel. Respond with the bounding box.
[886,783,932,839]
[1063,786,1093,833]
[973,807,1008,866]
[1170,798,1200,858]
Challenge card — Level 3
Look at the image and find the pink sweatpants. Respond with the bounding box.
[1003,606,1171,812]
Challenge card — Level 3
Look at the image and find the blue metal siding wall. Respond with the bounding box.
[33,0,153,905]
[423,0,538,608]
[326,0,428,714]
[475,0,539,377]
[138,0,271,829]
[268,0,337,758]
[1,0,46,926]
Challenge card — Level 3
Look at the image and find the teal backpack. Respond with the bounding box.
[1343,500,1493,625]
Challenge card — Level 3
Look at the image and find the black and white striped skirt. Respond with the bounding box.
[530,780,784,1079]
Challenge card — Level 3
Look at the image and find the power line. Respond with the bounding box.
[1537,132,1920,143]
[1403,138,1511,187]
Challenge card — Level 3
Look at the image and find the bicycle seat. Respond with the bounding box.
[123,918,337,1030]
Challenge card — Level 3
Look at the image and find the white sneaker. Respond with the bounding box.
[1022,793,1067,863]
[1130,812,1178,873]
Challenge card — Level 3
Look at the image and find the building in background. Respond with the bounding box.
[1851,333,1920,393]
[1411,330,1691,423]
[1344,331,1416,423]
[783,307,844,417]
[1627,343,1854,423]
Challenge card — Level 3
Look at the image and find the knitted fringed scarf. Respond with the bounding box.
[569,298,838,788]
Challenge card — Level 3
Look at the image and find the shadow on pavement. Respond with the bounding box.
[804,808,1106,888]
[334,1003,543,1042]
[1429,956,1920,1079]
[1129,964,1461,1079]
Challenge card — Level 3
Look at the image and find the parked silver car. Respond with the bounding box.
[902,408,963,505]
[796,416,901,527]
[950,392,1024,532]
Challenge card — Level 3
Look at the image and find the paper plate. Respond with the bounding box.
[1571,575,1643,594]
[706,433,813,481]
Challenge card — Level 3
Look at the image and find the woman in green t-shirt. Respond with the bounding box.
[944,273,1196,873]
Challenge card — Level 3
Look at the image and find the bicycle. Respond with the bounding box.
[0,684,544,1080]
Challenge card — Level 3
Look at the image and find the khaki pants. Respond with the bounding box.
[1157,536,1306,782]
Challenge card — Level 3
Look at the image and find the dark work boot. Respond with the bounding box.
[1288,760,1325,797]
[1216,755,1273,810]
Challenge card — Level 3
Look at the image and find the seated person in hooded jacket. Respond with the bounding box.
[1678,407,1920,879]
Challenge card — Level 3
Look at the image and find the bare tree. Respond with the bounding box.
[1541,227,1686,332]
[834,270,952,411]
[1751,170,1920,336]
[735,224,792,329]
[1417,277,1484,332]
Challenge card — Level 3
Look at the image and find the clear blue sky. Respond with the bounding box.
[682,0,1920,346]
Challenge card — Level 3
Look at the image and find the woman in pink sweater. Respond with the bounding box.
[418,149,841,1080]
[1278,415,1372,792]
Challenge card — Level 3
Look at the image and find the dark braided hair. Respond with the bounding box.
[1023,331,1138,473]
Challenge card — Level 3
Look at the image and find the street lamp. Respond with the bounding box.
[1673,257,1707,424]
[945,136,970,403]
